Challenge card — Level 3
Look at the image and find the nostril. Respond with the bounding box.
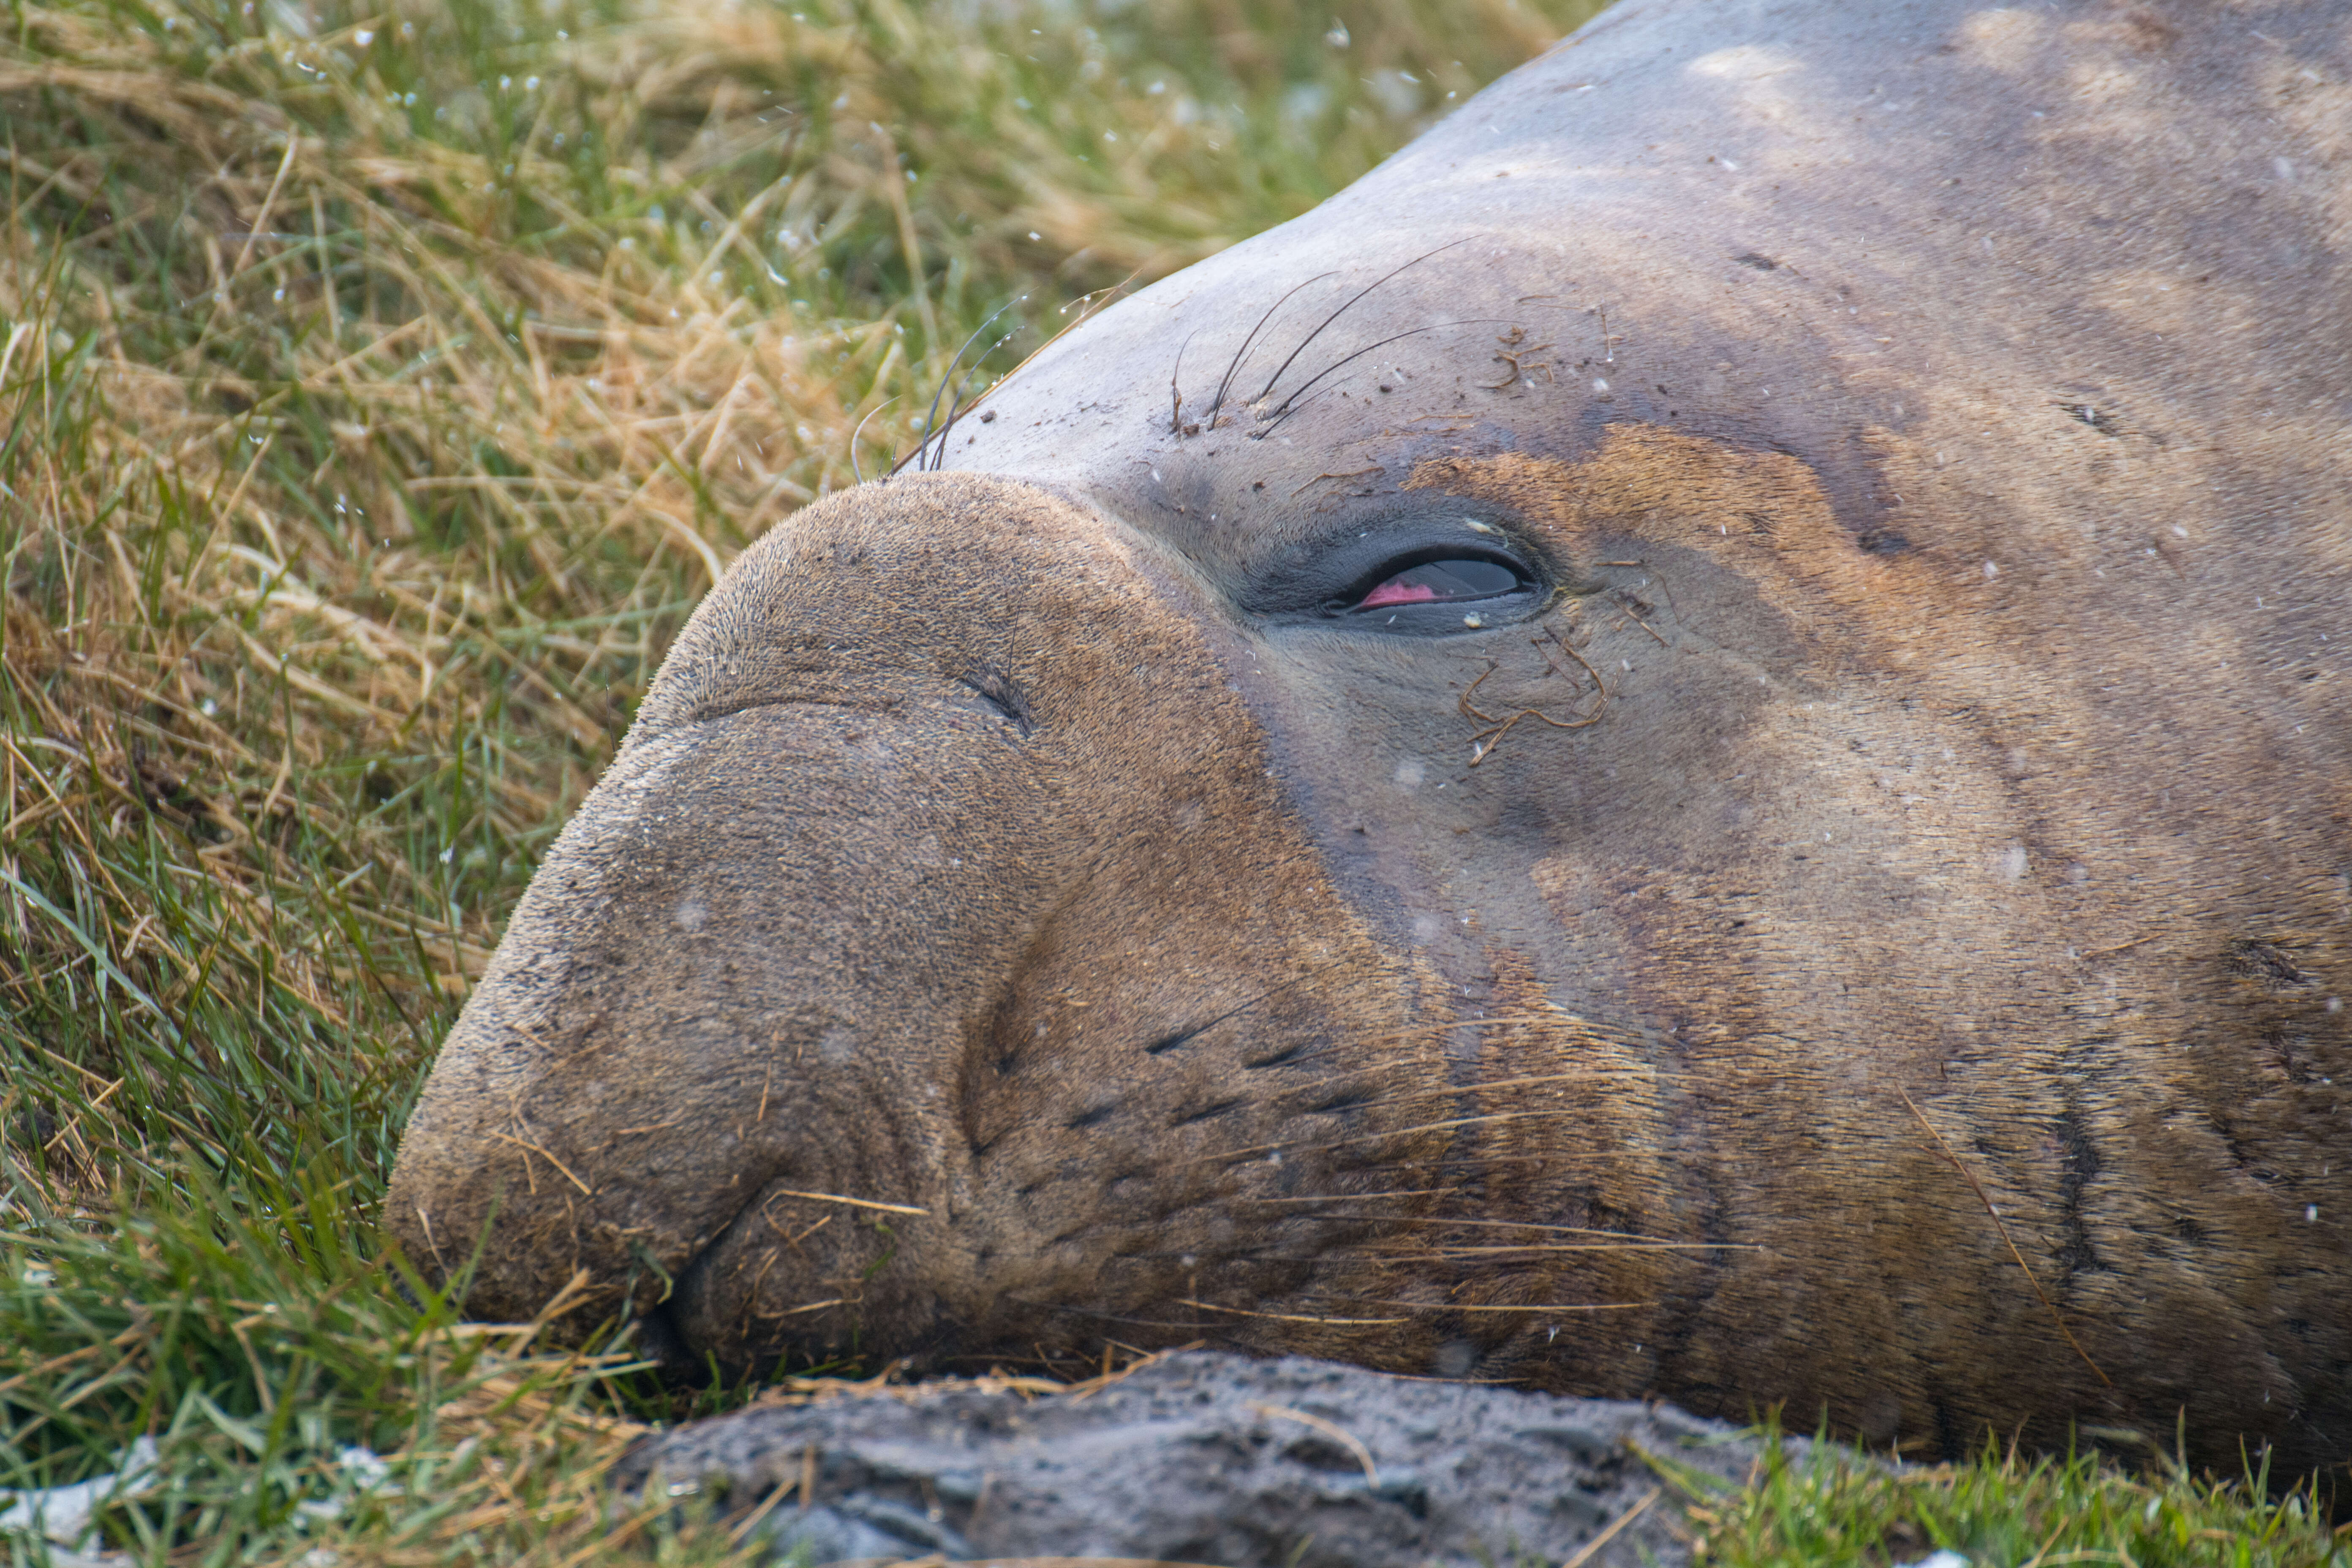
[958,666,1035,736]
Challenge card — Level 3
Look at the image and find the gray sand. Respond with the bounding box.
[615,1351,1794,1566]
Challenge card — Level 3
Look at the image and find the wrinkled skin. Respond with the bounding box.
[389,0,2352,1472]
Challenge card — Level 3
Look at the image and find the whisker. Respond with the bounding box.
[1421,1155,1578,1168]
[1179,1298,1411,1327]
[1004,1296,1247,1334]
[951,268,1145,419]
[1169,327,1198,435]
[1175,1085,1639,1141]
[1419,1242,1757,1256]
[1139,957,1353,1056]
[1359,1012,1641,1045]
[1261,322,1441,418]
[1252,238,1472,406]
[847,393,901,485]
[1237,1013,1672,1083]
[899,351,964,477]
[1272,313,1532,425]
[1303,1297,1655,1315]
[1252,381,1347,440]
[1208,271,1334,427]
[1901,1088,2113,1388]
[931,319,1025,471]
[1099,1240,1712,1268]
[1239,1213,1720,1244]
[1199,1108,1617,1165]
[1255,1065,1671,1111]
[896,297,1023,475]
[1241,1188,1454,1204]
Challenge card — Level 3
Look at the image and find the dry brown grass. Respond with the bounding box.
[0,0,1582,1013]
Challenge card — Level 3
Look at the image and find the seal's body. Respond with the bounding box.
[389,0,2352,1470]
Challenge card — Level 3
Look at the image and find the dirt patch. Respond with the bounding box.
[613,1351,1793,1566]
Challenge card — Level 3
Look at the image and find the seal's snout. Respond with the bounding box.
[387,472,1431,1373]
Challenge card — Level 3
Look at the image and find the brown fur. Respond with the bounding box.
[390,0,2352,1471]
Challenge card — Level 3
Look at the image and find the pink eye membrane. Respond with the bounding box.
[1356,558,1522,610]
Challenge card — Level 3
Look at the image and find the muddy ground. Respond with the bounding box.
[615,1351,1796,1567]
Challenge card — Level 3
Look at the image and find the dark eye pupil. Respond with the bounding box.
[1357,558,1520,610]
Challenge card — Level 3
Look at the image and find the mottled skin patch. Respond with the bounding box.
[389,0,2352,1472]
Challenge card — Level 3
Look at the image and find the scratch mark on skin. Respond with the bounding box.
[1459,636,1609,765]
[1290,466,1383,498]
[1899,1089,2113,1388]
[1614,599,1669,647]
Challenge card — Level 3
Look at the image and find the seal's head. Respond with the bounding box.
[390,0,2352,1471]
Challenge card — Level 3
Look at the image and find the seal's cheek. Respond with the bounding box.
[1402,425,1980,666]
[1217,425,2119,1068]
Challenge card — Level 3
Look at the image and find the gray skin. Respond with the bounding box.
[388,0,2352,1473]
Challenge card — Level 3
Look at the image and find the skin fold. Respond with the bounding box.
[387,0,2352,1471]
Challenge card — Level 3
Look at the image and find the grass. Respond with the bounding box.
[0,0,2344,1560]
[1653,1417,2350,1568]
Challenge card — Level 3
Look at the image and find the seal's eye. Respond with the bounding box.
[1251,525,1547,633]
[1355,558,1523,610]
[1319,549,1540,626]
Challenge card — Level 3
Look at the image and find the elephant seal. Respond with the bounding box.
[389,0,2352,1473]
